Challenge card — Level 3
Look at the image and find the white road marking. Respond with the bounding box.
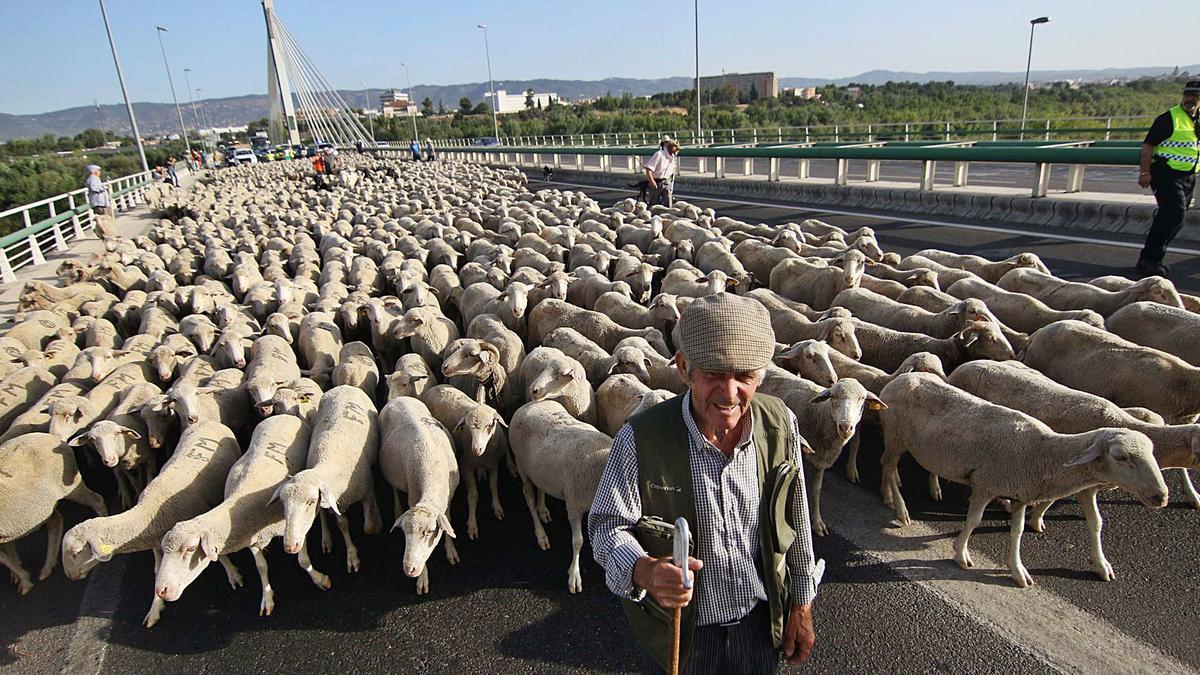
[820,473,1196,675]
[535,179,1200,256]
[61,558,128,675]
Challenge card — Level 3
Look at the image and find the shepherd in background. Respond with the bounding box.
[85,164,116,249]
[1136,81,1200,278]
[642,136,680,208]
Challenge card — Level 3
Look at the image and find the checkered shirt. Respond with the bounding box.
[589,391,818,626]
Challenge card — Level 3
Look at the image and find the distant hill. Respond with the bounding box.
[2,66,1194,141]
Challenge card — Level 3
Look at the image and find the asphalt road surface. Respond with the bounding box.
[2,180,1198,674]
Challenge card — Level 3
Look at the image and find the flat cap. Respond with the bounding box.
[1185,81,1200,94]
[678,293,776,373]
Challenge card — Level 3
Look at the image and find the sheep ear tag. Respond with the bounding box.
[93,542,114,562]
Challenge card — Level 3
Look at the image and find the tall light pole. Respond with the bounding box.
[98,0,148,172]
[194,88,212,132]
[1020,16,1051,140]
[361,82,374,140]
[477,24,501,141]
[401,64,419,142]
[183,68,205,152]
[695,0,701,144]
[155,26,193,162]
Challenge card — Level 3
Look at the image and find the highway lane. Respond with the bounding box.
[2,181,1198,674]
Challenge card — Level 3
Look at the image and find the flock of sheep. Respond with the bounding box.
[1,153,1198,631]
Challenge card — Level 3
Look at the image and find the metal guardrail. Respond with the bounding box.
[406,139,1141,199]
[0,170,154,284]
[433,114,1156,148]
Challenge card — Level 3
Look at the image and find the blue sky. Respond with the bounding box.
[1,0,1197,115]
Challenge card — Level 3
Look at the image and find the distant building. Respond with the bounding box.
[784,86,821,100]
[380,89,418,118]
[845,86,863,99]
[487,89,561,114]
[698,71,778,98]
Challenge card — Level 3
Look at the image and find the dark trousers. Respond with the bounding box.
[1140,166,1196,266]
[641,602,778,675]
[649,181,673,208]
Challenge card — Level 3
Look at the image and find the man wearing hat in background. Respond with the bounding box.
[1135,81,1200,278]
[590,293,820,674]
[642,136,681,208]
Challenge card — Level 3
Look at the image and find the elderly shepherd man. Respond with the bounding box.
[590,293,820,674]
[84,164,116,248]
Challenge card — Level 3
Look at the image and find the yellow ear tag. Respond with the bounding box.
[99,543,115,555]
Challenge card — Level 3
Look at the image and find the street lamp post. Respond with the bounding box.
[183,68,205,152]
[1020,16,1051,140]
[361,82,374,140]
[695,0,701,144]
[477,24,501,141]
[401,64,419,143]
[97,0,148,172]
[155,26,193,163]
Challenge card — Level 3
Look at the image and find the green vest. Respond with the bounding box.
[1152,105,1200,173]
[621,393,799,671]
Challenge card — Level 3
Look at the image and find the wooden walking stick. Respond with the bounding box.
[670,517,691,675]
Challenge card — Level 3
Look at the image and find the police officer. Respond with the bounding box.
[1136,81,1200,278]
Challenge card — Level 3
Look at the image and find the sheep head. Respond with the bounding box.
[155,521,219,603]
[393,503,455,579]
[809,378,883,450]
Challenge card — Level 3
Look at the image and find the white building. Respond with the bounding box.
[380,89,418,118]
[488,89,561,114]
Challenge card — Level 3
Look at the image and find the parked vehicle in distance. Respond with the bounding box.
[474,137,501,147]
[231,148,258,165]
[375,141,391,148]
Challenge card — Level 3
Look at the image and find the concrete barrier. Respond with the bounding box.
[515,165,1167,241]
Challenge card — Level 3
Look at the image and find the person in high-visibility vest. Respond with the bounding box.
[1136,81,1199,278]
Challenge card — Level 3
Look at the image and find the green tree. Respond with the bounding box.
[459,97,474,115]
[437,100,446,115]
[422,97,434,116]
[749,84,759,102]
[525,89,535,110]
[473,102,491,115]
[75,128,106,148]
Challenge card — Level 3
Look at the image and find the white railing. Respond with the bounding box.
[432,114,1156,149]
[0,170,155,284]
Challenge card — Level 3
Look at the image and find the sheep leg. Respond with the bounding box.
[251,546,274,617]
[954,493,990,570]
[361,482,382,535]
[1177,469,1200,509]
[0,543,33,595]
[1007,502,1034,588]
[1027,500,1055,533]
[334,514,360,573]
[844,434,861,483]
[144,560,166,630]
[928,474,943,501]
[66,482,107,516]
[465,469,480,540]
[444,523,460,565]
[416,565,430,595]
[520,476,551,550]
[318,509,333,554]
[810,468,828,537]
[113,470,133,511]
[297,539,331,590]
[218,555,244,589]
[38,510,64,581]
[567,511,585,593]
[537,489,552,523]
[1077,488,1114,581]
[488,467,505,520]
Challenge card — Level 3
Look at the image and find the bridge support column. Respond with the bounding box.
[698,158,707,174]
[714,157,725,179]
[575,154,583,170]
[835,159,849,186]
[1065,164,1085,193]
[1032,163,1051,197]
[768,158,780,182]
[953,162,970,187]
[742,158,752,176]
[553,154,561,168]
[920,160,936,191]
[0,251,15,284]
[798,159,810,180]
[866,160,880,183]
[68,195,85,240]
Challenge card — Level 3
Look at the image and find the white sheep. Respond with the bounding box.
[153,415,327,619]
[769,249,867,311]
[378,396,460,594]
[61,421,242,627]
[997,269,1183,316]
[595,373,674,437]
[420,385,509,542]
[391,305,461,373]
[1105,301,1200,367]
[332,341,381,402]
[879,372,1167,587]
[529,299,671,357]
[0,366,57,430]
[519,347,597,425]
[0,433,106,595]
[509,400,612,593]
[273,386,381,575]
[944,276,1105,334]
[387,353,438,399]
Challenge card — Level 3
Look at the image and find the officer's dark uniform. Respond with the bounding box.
[1137,82,1200,276]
